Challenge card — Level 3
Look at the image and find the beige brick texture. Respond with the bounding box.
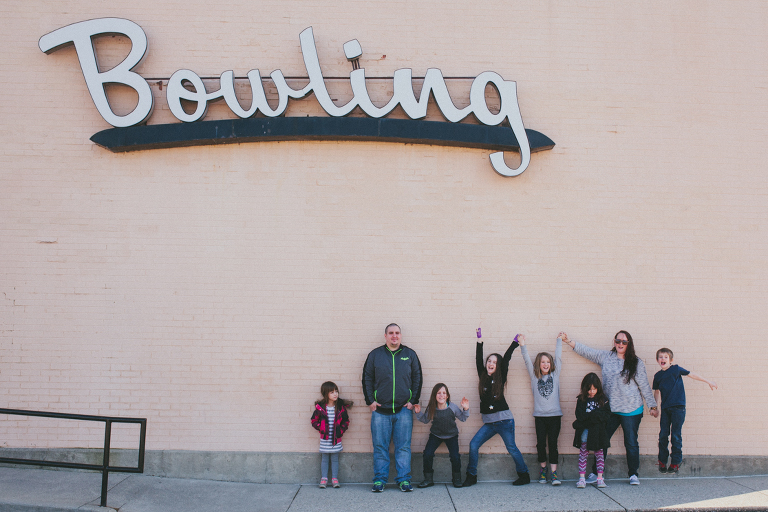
[1,1,767,458]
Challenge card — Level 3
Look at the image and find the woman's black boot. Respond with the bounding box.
[462,473,477,487]
[452,471,463,488]
[512,472,530,486]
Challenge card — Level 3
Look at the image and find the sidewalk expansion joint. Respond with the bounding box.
[724,475,768,502]
[445,483,459,512]
[596,485,628,512]
[285,484,302,512]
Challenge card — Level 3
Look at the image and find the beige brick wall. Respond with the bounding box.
[1,0,767,458]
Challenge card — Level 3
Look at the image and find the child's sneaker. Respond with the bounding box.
[399,481,413,492]
[629,475,640,485]
[658,461,667,473]
[371,480,385,492]
[551,471,561,486]
[576,477,586,489]
[597,478,607,488]
[332,478,340,488]
[538,468,547,484]
[319,478,328,489]
[668,464,679,473]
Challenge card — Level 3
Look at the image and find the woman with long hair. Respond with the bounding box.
[562,330,658,486]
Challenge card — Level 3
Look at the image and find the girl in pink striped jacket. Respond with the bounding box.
[311,381,352,488]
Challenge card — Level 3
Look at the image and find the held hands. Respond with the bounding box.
[650,408,660,418]
[560,332,574,347]
[461,397,469,410]
[476,327,482,339]
[413,404,421,413]
[369,401,380,412]
[516,334,525,346]
[405,402,414,410]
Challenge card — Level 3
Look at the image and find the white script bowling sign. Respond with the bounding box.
[40,18,552,177]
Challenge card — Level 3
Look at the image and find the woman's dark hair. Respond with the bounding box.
[478,353,505,400]
[610,330,639,384]
[578,372,608,406]
[426,383,450,421]
[316,381,353,408]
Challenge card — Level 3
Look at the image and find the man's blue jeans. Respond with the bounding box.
[371,408,413,484]
[599,412,643,477]
[658,406,685,465]
[466,419,528,476]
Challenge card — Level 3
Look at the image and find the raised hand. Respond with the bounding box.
[461,397,469,410]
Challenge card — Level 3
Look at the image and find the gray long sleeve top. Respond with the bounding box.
[573,342,657,413]
[415,401,470,439]
[520,338,563,417]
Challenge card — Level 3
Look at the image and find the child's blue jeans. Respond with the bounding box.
[658,405,686,465]
[467,418,528,476]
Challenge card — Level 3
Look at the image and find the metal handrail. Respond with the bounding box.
[0,408,147,507]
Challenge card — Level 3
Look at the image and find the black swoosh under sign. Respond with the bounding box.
[91,117,555,155]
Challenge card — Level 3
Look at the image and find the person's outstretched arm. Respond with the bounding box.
[517,335,536,381]
[561,331,607,365]
[687,371,717,390]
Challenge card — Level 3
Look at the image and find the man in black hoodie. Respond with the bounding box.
[362,323,422,492]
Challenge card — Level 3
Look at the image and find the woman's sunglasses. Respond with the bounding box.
[614,339,629,346]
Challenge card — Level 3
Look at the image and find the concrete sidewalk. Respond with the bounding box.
[1,467,768,512]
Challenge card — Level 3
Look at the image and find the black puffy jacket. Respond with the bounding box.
[572,398,612,451]
[362,344,422,415]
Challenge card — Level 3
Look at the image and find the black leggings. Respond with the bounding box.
[534,416,561,464]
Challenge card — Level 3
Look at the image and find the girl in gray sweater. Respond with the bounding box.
[414,383,470,488]
[518,334,563,485]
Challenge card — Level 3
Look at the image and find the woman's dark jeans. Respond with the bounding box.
[593,412,643,477]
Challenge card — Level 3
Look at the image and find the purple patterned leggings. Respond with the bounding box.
[578,443,604,474]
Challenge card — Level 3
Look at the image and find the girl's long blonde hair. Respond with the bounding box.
[533,352,555,379]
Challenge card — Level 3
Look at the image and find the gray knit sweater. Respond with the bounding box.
[520,339,563,417]
[573,342,657,413]
[415,402,470,439]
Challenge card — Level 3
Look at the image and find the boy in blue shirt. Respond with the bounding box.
[652,348,717,474]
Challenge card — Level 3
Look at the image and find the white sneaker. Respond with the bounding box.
[629,475,640,485]
[585,473,598,484]
[576,477,586,489]
[597,478,607,488]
